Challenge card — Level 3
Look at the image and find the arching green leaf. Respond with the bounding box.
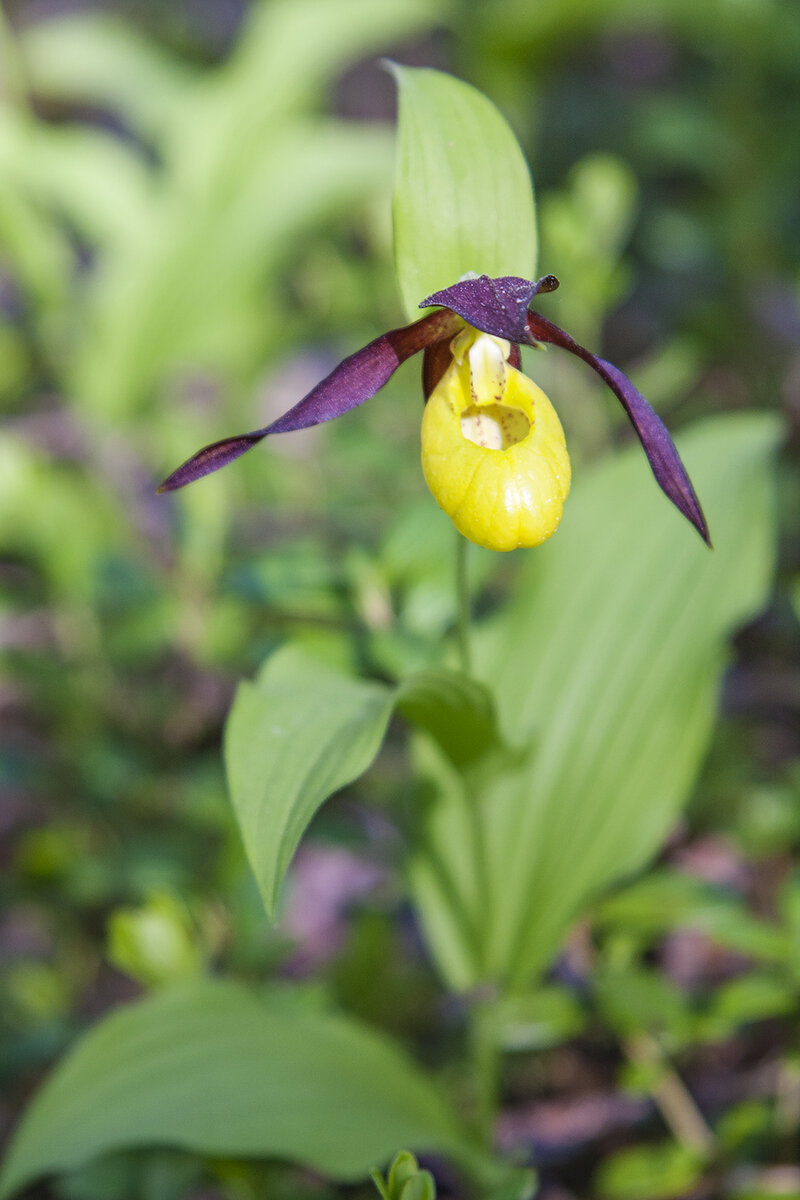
[0,981,477,1198]
[225,646,501,917]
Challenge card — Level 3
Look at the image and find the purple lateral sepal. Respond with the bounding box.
[158,309,459,492]
[419,274,559,345]
[265,334,401,435]
[527,311,710,545]
[157,432,264,491]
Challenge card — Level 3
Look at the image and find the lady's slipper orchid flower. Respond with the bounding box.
[159,274,709,550]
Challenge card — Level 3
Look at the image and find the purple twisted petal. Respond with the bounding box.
[158,308,460,492]
[527,310,711,545]
[419,274,559,345]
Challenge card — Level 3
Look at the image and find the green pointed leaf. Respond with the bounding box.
[225,646,396,918]
[0,980,476,1199]
[401,1174,437,1200]
[391,65,536,321]
[412,414,779,988]
[225,647,501,918]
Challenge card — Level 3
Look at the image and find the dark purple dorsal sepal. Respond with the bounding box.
[419,274,559,345]
[527,310,711,545]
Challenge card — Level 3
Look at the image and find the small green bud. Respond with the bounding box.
[400,1170,436,1200]
[371,1152,437,1200]
[387,1151,421,1195]
[370,1169,391,1200]
[107,892,204,988]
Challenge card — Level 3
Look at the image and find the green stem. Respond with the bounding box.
[452,534,503,1161]
[624,1033,716,1157]
[455,533,472,674]
[468,990,501,1152]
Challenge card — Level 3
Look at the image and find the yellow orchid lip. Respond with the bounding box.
[421,329,571,552]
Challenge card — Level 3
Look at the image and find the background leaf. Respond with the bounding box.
[19,12,197,142]
[0,980,475,1199]
[594,1140,706,1200]
[411,414,779,989]
[18,0,439,419]
[391,65,537,320]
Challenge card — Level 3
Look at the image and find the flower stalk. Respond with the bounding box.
[455,534,472,676]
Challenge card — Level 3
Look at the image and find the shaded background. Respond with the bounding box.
[1,0,800,1197]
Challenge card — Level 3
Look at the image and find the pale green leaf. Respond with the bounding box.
[391,65,536,321]
[225,646,396,918]
[225,647,500,918]
[0,980,474,1199]
[412,414,779,988]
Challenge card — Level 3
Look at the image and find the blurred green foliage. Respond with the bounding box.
[1,0,799,1197]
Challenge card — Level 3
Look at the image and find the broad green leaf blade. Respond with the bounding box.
[391,66,537,321]
[225,649,502,921]
[486,414,779,984]
[412,414,778,988]
[225,646,395,917]
[0,980,474,1199]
